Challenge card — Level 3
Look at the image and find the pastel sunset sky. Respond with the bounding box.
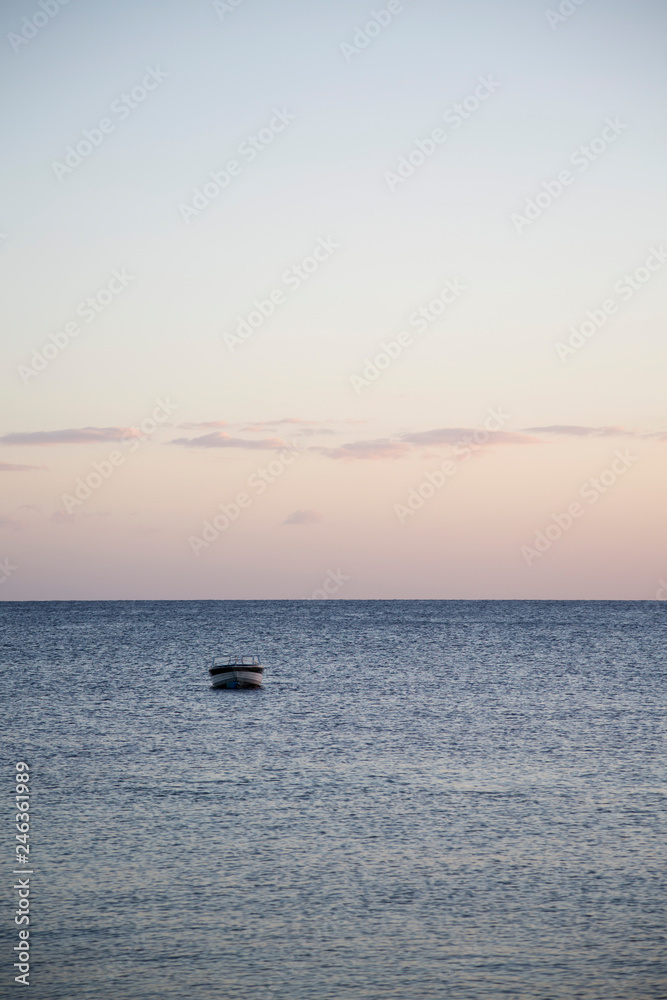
[1,0,665,599]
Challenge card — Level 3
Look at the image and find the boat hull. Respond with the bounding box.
[209,668,263,689]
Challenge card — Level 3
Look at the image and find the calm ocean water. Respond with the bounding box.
[1,600,665,1000]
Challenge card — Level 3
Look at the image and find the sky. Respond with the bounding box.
[0,0,665,599]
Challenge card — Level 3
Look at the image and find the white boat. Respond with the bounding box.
[209,654,264,689]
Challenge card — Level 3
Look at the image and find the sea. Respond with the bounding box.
[1,600,665,1000]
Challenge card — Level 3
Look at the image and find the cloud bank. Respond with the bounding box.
[0,427,140,445]
[0,461,43,471]
[171,432,289,450]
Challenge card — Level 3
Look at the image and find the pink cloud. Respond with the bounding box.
[0,461,44,471]
[320,438,411,460]
[320,427,537,460]
[177,420,229,429]
[282,509,323,525]
[0,427,140,445]
[241,418,336,436]
[403,428,537,447]
[523,425,634,438]
[171,432,289,450]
